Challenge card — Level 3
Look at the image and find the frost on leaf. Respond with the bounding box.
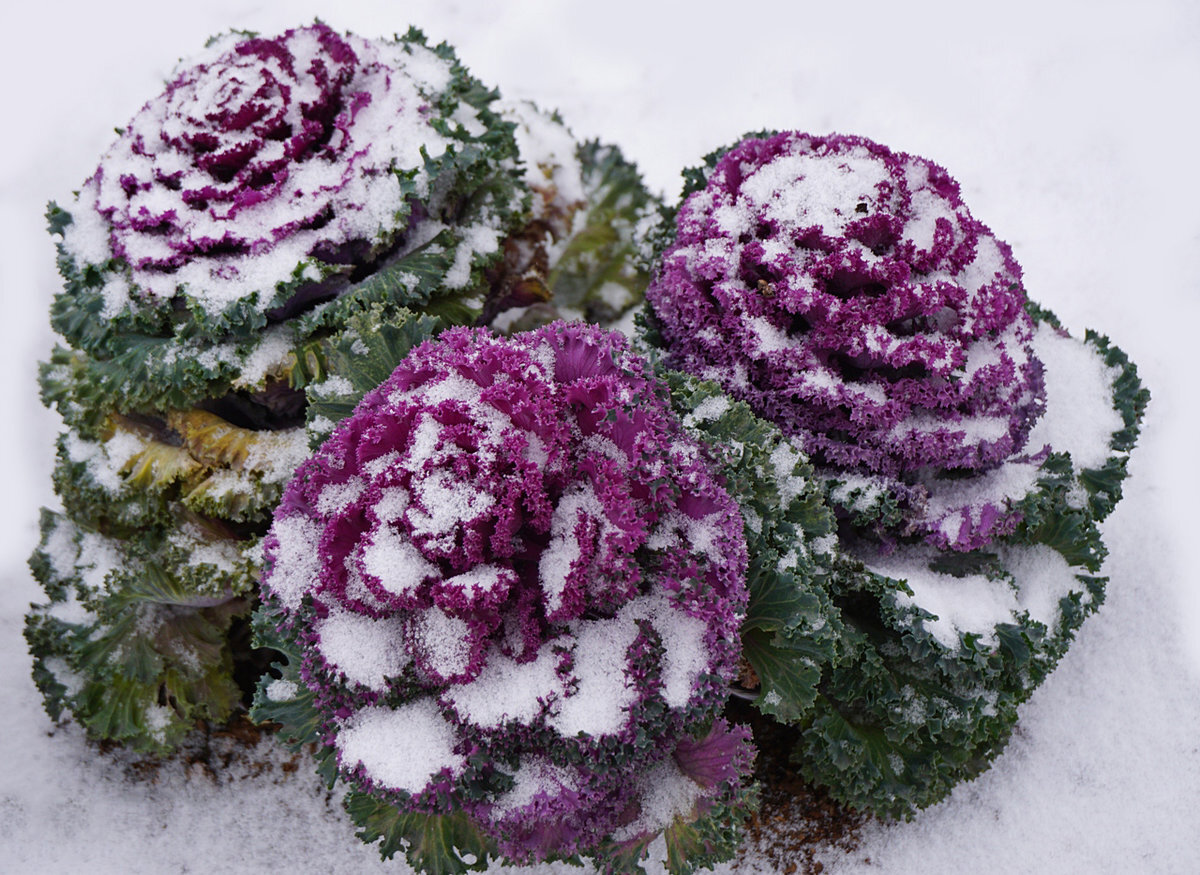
[644,130,1148,818]
[28,21,531,754]
[256,323,753,872]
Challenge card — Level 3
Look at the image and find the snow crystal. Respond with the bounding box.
[316,477,366,516]
[714,202,753,237]
[396,41,454,94]
[500,99,586,209]
[410,606,473,680]
[683,394,731,428]
[42,657,85,698]
[1026,324,1124,470]
[363,452,401,479]
[76,532,121,594]
[265,678,299,702]
[443,565,505,595]
[336,701,464,795]
[230,329,294,389]
[65,431,140,493]
[769,442,808,503]
[243,428,311,485]
[638,595,709,708]
[143,705,174,743]
[742,506,763,534]
[59,185,113,264]
[746,315,791,354]
[266,516,324,610]
[611,757,703,841]
[310,376,356,399]
[895,411,1011,447]
[740,149,889,235]
[315,609,410,691]
[492,757,579,815]
[99,275,132,320]
[869,549,1021,649]
[371,487,410,524]
[408,469,497,537]
[42,516,81,580]
[539,482,603,615]
[169,525,242,573]
[47,588,92,626]
[904,187,957,254]
[360,523,438,596]
[444,643,563,728]
[1002,543,1081,631]
[551,593,711,736]
[551,609,640,738]
[923,457,1042,526]
[443,223,501,290]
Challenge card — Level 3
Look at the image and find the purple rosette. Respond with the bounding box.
[261,323,752,865]
[646,132,1048,549]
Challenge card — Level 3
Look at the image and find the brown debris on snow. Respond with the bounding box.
[730,699,869,874]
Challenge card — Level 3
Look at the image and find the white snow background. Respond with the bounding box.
[2,0,1198,872]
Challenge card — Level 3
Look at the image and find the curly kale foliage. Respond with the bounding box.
[642,129,1149,819]
[30,21,670,757]
[664,372,842,724]
[28,22,534,754]
[253,324,755,873]
[26,508,253,752]
[488,101,662,332]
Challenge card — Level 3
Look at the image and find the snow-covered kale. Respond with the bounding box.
[643,130,1148,817]
[486,100,660,333]
[253,323,753,872]
[646,131,1049,550]
[44,22,525,428]
[29,22,662,754]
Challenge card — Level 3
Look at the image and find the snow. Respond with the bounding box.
[4,1,1199,873]
[315,608,411,690]
[492,757,579,815]
[335,700,464,795]
[1027,324,1126,470]
[263,515,323,609]
[872,551,1018,648]
[868,543,1082,650]
[408,605,473,680]
[445,642,564,729]
[538,480,603,615]
[359,522,438,595]
[741,149,890,235]
[501,99,587,212]
[611,757,704,841]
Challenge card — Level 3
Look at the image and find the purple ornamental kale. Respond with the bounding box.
[261,323,751,863]
[646,132,1046,482]
[66,22,483,320]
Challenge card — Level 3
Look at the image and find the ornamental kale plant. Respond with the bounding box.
[252,323,754,873]
[27,22,660,753]
[490,100,658,333]
[643,130,1148,817]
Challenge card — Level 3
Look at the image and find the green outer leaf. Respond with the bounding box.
[303,305,442,443]
[664,370,842,726]
[344,794,497,872]
[249,601,342,788]
[543,139,659,324]
[645,288,1147,818]
[787,316,1146,818]
[25,498,255,753]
